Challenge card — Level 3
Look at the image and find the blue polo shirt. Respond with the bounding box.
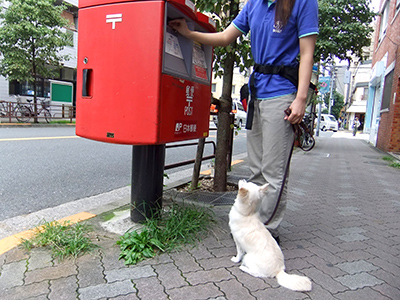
[233,0,319,99]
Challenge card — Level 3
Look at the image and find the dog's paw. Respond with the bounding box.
[231,256,241,263]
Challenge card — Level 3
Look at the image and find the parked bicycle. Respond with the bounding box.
[14,96,52,123]
[0,100,9,117]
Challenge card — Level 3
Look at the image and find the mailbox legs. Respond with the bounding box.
[131,144,166,222]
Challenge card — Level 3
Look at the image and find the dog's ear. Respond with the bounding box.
[238,187,249,199]
[259,183,269,195]
[238,179,247,189]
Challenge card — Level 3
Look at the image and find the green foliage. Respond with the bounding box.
[323,91,344,119]
[117,203,215,265]
[0,0,72,83]
[382,156,400,169]
[316,0,376,63]
[195,0,253,77]
[21,220,99,261]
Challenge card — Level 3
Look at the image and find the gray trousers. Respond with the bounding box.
[246,94,295,236]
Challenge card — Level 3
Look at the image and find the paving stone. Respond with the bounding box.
[107,294,139,300]
[167,282,223,300]
[252,286,309,300]
[0,281,49,300]
[228,266,276,291]
[334,286,391,300]
[337,227,366,235]
[367,257,400,277]
[335,249,375,262]
[153,262,187,289]
[209,245,235,258]
[336,260,379,274]
[169,250,202,273]
[79,280,136,300]
[185,268,233,285]
[302,268,347,294]
[216,278,256,300]
[99,244,127,270]
[187,244,214,260]
[0,260,26,289]
[335,272,384,290]
[0,253,5,272]
[370,269,400,289]
[48,275,78,300]
[77,252,105,288]
[304,256,346,277]
[304,282,338,300]
[283,248,314,260]
[28,248,53,270]
[197,256,236,270]
[372,283,400,300]
[132,275,167,300]
[106,265,155,283]
[24,263,77,285]
[3,247,29,263]
[336,233,370,242]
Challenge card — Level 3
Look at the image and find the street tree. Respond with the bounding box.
[0,0,72,122]
[316,0,376,63]
[196,0,252,191]
[322,91,344,119]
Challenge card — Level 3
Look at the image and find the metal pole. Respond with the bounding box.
[191,138,206,189]
[131,144,166,222]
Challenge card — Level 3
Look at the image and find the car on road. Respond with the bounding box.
[317,114,338,132]
[213,100,247,128]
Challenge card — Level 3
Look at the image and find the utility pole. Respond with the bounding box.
[328,66,336,115]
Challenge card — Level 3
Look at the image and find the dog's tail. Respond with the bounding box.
[276,270,312,292]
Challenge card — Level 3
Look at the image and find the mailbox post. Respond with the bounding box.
[76,0,215,221]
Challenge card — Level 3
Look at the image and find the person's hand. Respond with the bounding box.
[284,97,306,124]
[168,18,191,38]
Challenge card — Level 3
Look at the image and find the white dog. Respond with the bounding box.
[229,180,312,292]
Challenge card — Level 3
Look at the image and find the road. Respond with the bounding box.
[0,125,247,221]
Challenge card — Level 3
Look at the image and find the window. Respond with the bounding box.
[211,83,216,93]
[378,1,389,42]
[381,70,394,111]
[232,85,236,94]
[9,78,50,98]
[65,29,74,47]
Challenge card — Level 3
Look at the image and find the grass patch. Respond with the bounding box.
[21,220,99,261]
[382,156,400,169]
[49,120,75,124]
[389,162,400,169]
[382,156,394,161]
[117,202,215,265]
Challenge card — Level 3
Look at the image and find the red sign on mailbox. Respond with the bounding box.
[76,0,215,145]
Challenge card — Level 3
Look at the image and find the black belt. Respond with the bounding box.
[245,64,316,130]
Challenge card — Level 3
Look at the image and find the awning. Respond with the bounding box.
[346,101,366,113]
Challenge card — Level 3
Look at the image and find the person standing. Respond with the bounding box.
[169,0,319,243]
[353,117,360,136]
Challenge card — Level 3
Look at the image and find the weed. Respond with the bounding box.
[382,156,400,169]
[117,202,215,265]
[382,156,394,162]
[21,220,99,261]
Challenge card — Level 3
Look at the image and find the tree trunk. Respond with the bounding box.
[213,2,239,192]
[32,44,38,123]
[213,47,236,192]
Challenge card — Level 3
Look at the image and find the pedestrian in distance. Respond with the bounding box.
[169,0,319,243]
[353,117,360,136]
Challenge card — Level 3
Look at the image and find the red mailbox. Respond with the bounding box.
[76,0,215,145]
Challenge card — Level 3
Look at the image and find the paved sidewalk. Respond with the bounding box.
[0,132,399,299]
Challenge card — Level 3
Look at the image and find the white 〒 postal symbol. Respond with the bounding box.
[106,14,122,29]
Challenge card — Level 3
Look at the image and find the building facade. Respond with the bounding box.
[0,0,78,103]
[368,0,400,152]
